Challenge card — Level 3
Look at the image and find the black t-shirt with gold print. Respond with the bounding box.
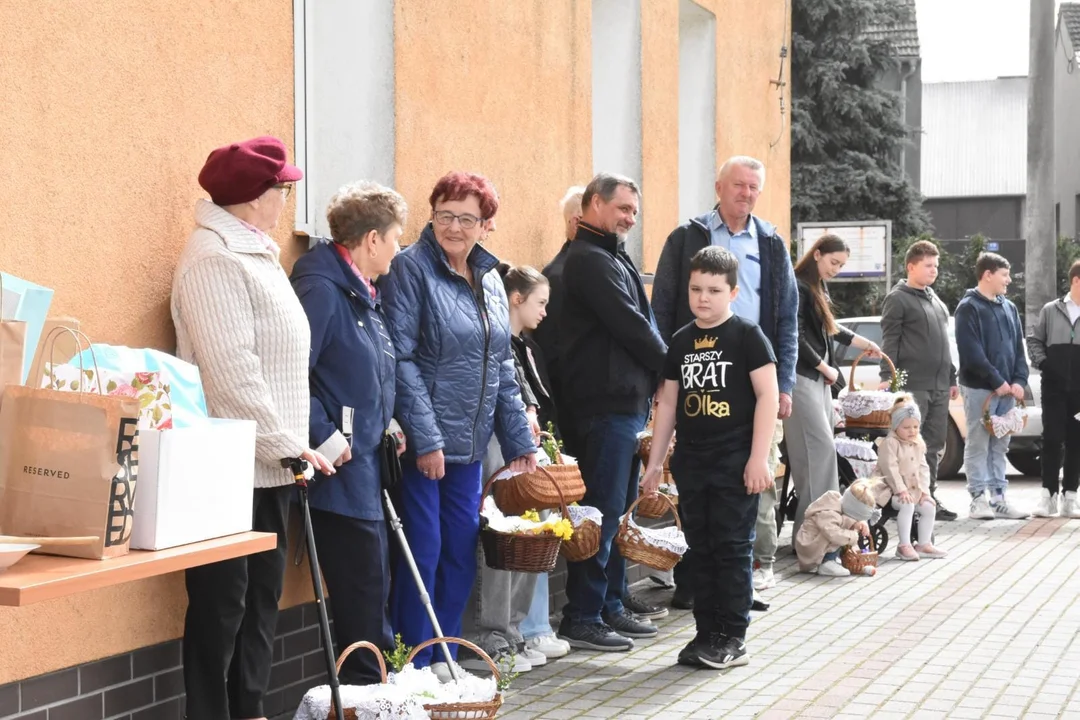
[662,315,777,442]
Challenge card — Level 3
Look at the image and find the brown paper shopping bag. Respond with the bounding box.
[0,329,140,559]
[0,274,27,407]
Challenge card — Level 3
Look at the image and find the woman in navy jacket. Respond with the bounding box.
[381,171,537,675]
[290,181,407,686]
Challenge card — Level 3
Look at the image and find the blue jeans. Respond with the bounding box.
[390,459,482,667]
[961,386,1014,495]
[563,412,648,625]
[520,572,553,640]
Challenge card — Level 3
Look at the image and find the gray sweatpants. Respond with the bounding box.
[784,374,838,538]
[910,389,949,492]
[753,420,785,568]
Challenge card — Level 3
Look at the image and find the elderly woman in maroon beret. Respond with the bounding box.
[171,136,334,720]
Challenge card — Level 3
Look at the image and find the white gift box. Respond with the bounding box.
[131,418,256,550]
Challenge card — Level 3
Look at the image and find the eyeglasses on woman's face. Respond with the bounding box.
[275,183,294,199]
[433,210,482,230]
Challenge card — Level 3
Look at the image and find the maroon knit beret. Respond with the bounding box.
[198,136,303,206]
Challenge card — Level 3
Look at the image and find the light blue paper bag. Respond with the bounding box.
[70,344,210,428]
[0,271,54,384]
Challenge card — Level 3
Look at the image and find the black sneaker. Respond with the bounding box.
[934,495,958,522]
[671,588,694,610]
[677,638,704,667]
[557,618,634,652]
[602,608,658,638]
[698,634,749,670]
[623,592,669,619]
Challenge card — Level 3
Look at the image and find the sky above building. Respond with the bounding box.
[915,0,1058,82]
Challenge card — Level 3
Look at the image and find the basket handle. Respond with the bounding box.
[480,463,569,520]
[850,348,895,389]
[856,529,877,554]
[982,392,1026,415]
[405,637,502,683]
[622,492,681,532]
[334,640,388,682]
[537,430,564,464]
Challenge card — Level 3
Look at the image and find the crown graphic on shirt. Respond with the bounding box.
[694,335,717,350]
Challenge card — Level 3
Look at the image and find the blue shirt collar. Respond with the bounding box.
[710,209,758,239]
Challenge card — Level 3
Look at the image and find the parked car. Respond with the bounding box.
[835,316,1044,479]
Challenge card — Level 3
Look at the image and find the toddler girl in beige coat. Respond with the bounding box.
[795,479,880,577]
[876,398,947,561]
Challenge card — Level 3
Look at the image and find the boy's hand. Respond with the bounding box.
[640,466,664,497]
[743,456,771,495]
[854,521,870,537]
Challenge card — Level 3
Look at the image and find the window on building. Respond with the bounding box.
[592,0,644,266]
[678,0,716,221]
[293,0,395,238]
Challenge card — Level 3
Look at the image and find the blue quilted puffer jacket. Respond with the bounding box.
[380,224,534,466]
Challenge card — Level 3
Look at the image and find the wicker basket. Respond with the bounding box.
[560,516,601,562]
[481,470,567,573]
[840,534,879,574]
[981,395,1028,436]
[615,493,682,572]
[493,440,585,515]
[405,638,502,720]
[637,433,674,468]
[635,490,679,519]
[843,350,896,430]
[327,641,388,720]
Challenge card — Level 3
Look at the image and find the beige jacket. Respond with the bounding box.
[875,433,931,502]
[795,491,860,571]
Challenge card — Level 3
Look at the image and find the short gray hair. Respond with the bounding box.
[560,185,586,216]
[582,173,641,210]
[718,156,766,189]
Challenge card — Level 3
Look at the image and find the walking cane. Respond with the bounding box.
[283,458,346,720]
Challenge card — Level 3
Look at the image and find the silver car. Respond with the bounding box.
[835,316,1044,479]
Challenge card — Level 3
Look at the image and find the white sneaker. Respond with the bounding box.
[991,496,1030,520]
[817,561,850,577]
[753,566,777,590]
[969,494,995,520]
[519,646,547,667]
[1033,488,1057,517]
[430,661,474,683]
[1063,491,1080,518]
[525,633,570,659]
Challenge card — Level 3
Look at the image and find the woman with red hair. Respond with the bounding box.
[382,171,537,677]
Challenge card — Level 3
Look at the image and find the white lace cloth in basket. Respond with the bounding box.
[567,505,602,527]
[293,683,428,720]
[620,514,689,555]
[834,436,877,462]
[840,391,896,418]
[989,407,1027,438]
[480,497,562,533]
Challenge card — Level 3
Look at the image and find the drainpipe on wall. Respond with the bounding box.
[898,58,919,179]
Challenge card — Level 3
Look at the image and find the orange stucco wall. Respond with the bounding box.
[0,0,790,686]
[0,1,297,685]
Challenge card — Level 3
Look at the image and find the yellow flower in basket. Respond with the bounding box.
[520,509,541,523]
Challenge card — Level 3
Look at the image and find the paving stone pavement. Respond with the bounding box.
[497,479,1080,719]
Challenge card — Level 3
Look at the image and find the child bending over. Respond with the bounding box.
[796,479,880,577]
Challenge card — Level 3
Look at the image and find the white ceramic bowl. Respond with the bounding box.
[0,544,40,573]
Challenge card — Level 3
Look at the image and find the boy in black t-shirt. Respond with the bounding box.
[641,245,779,670]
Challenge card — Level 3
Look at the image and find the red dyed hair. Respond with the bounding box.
[429,171,500,219]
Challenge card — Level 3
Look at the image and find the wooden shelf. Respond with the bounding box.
[0,531,277,607]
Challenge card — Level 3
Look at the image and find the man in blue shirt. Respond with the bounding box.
[652,156,798,618]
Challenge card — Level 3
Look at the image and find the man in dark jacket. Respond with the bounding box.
[955,252,1029,520]
[1027,259,1080,518]
[651,156,797,606]
[557,173,667,653]
[878,240,960,521]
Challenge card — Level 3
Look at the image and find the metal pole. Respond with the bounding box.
[1025,0,1056,330]
[383,489,459,681]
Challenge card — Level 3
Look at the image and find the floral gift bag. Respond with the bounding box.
[42,365,173,430]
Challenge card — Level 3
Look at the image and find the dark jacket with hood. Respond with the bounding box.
[560,222,667,419]
[651,210,798,395]
[380,225,534,465]
[954,288,1029,392]
[291,241,395,520]
[1027,296,1080,391]
[879,280,957,391]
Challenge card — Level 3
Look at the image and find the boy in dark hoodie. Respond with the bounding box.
[954,252,1029,520]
